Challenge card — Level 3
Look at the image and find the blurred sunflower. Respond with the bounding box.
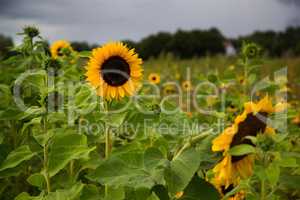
[85,42,143,100]
[212,96,286,188]
[182,80,192,91]
[292,114,300,127]
[163,85,176,95]
[50,40,73,58]
[148,73,160,84]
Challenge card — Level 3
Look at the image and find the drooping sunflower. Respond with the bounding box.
[148,73,160,84]
[85,42,143,100]
[182,80,192,91]
[50,40,73,58]
[212,96,286,188]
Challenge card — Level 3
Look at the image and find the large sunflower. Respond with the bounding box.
[212,96,285,188]
[50,40,73,58]
[148,73,160,84]
[85,42,143,100]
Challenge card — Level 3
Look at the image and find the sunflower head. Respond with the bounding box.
[212,96,285,186]
[23,25,40,38]
[85,42,143,100]
[242,42,261,60]
[163,85,176,95]
[148,73,160,84]
[182,80,192,91]
[50,40,73,58]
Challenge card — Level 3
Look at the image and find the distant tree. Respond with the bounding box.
[122,40,138,50]
[138,32,173,59]
[71,41,98,51]
[0,34,14,58]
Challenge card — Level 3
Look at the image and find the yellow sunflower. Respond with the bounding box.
[163,85,176,95]
[148,73,160,84]
[50,40,73,58]
[182,80,192,91]
[212,96,286,188]
[85,42,143,100]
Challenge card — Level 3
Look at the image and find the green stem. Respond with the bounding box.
[43,116,51,194]
[103,100,112,197]
[243,58,249,98]
[261,179,266,200]
[173,130,211,160]
[70,160,74,180]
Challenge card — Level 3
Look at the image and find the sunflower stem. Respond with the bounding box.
[43,116,51,194]
[172,130,211,160]
[261,179,266,200]
[103,99,112,197]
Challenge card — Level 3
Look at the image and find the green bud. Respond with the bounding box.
[23,25,40,38]
[242,42,261,59]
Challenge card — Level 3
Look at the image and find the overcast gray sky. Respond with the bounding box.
[0,0,299,44]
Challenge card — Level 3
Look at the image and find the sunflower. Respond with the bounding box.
[182,80,192,91]
[148,73,160,84]
[85,42,143,100]
[163,85,176,95]
[292,114,300,127]
[212,96,286,188]
[50,40,73,58]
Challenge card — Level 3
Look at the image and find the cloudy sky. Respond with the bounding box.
[0,0,299,44]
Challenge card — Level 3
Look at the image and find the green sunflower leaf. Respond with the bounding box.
[228,144,256,156]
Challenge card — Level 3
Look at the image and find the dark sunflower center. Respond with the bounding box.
[57,47,63,56]
[231,112,268,162]
[101,56,130,86]
[152,77,156,80]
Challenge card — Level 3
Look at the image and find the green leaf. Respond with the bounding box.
[48,133,96,177]
[104,186,125,200]
[279,157,298,168]
[266,163,280,186]
[104,112,127,127]
[0,145,35,171]
[80,184,101,200]
[78,51,91,58]
[179,175,219,200]
[45,183,84,200]
[27,173,45,189]
[228,144,256,156]
[164,148,201,195]
[144,147,165,171]
[88,148,166,189]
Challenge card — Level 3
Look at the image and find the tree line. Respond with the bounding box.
[1,26,300,59]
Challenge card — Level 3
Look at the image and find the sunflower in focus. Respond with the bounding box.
[211,96,286,188]
[148,73,160,84]
[182,80,192,91]
[50,40,73,58]
[85,42,143,100]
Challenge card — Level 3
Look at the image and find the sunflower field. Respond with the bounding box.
[0,27,299,200]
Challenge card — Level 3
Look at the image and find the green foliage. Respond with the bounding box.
[0,26,299,200]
